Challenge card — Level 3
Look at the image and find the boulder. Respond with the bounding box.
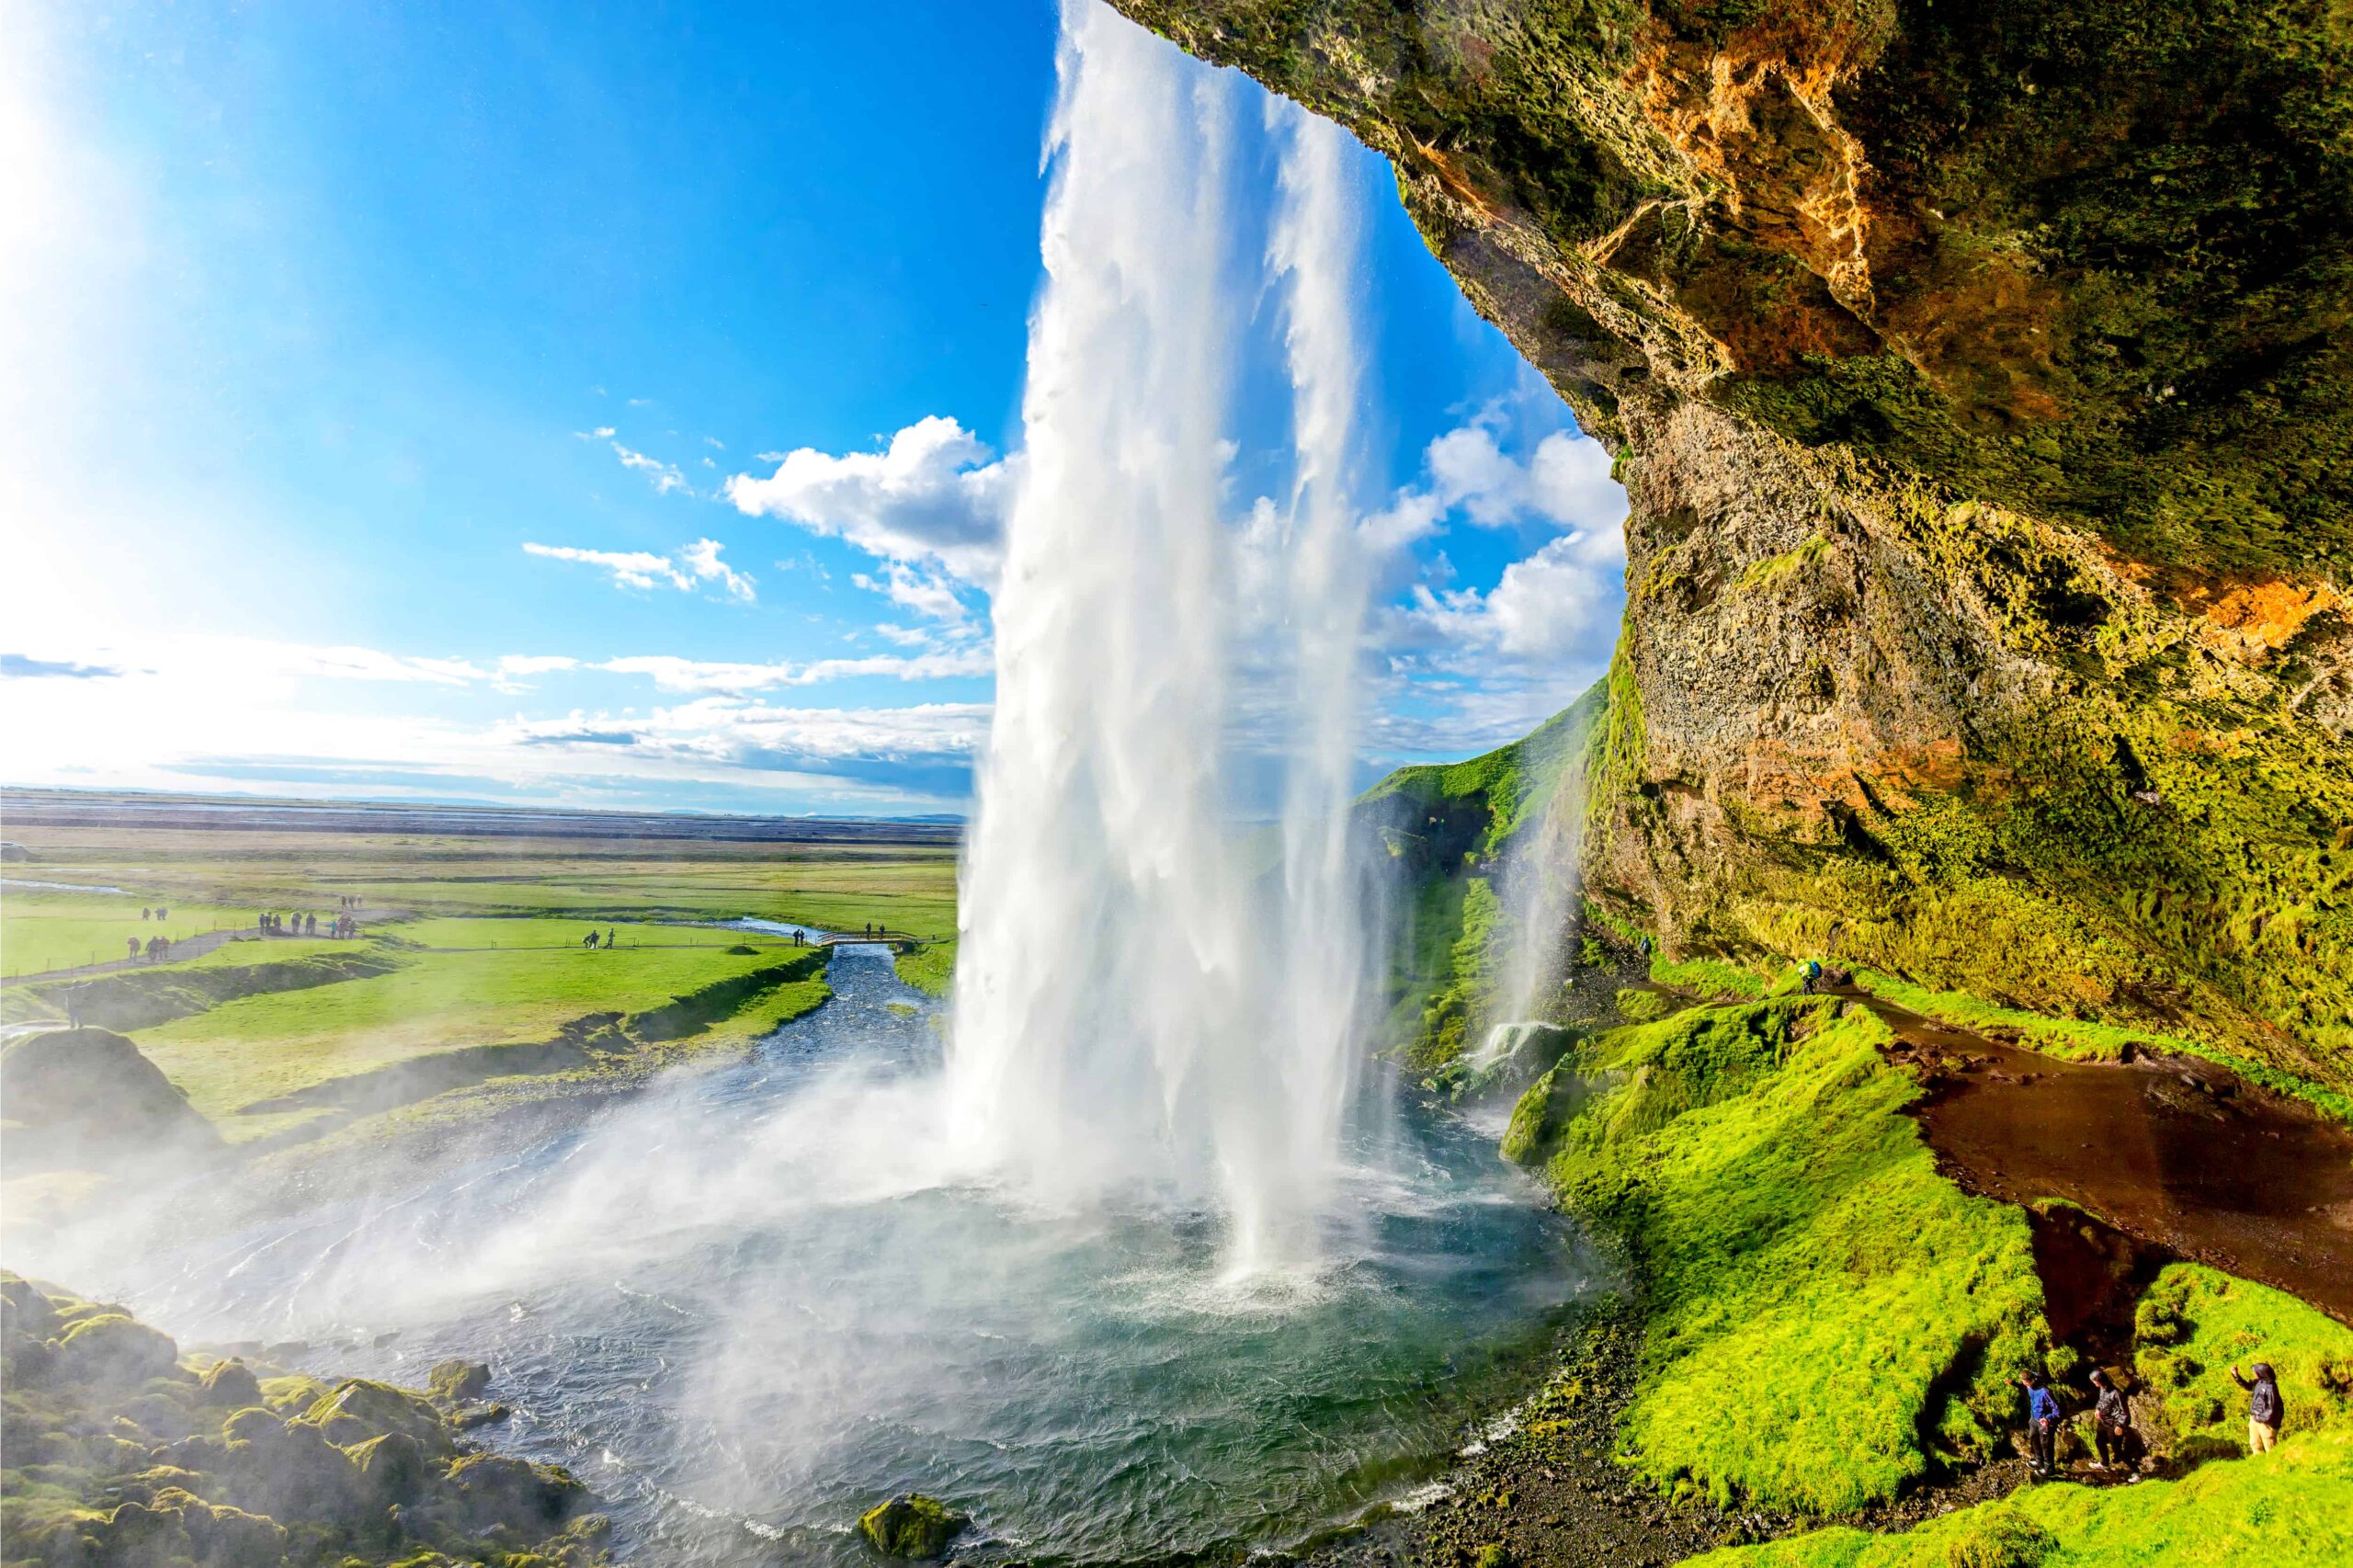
[298,1377,455,1457]
[1489,1021,1577,1083]
[54,1312,179,1387]
[427,1358,493,1407]
[437,1452,589,1538]
[858,1494,967,1559]
[199,1358,263,1409]
[0,1028,222,1170]
[347,1430,432,1508]
[216,1405,367,1524]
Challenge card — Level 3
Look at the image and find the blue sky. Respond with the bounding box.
[1,0,1628,817]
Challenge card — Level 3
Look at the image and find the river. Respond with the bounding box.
[74,936,1599,1564]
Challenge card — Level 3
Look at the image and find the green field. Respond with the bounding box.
[0,890,256,978]
[2,818,957,941]
[1,806,960,1170]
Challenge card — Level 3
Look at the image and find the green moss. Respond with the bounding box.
[1518,1000,2044,1513]
[1615,986,1668,1022]
[892,937,957,1000]
[1650,955,1769,1001]
[2131,1264,2353,1450]
[1414,876,1509,1071]
[1582,638,1648,835]
[1690,1427,2353,1567]
[1365,683,1608,1067]
[858,1493,965,1559]
[1733,534,1831,593]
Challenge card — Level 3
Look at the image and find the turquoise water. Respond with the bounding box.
[110,938,1597,1563]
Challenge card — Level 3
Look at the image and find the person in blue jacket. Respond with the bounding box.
[2015,1371,2063,1475]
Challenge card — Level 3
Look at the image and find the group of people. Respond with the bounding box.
[2014,1360,2286,1479]
[259,910,359,938]
[137,905,171,921]
[125,934,173,962]
[582,928,619,949]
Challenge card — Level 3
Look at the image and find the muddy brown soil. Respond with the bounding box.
[1849,990,2353,1324]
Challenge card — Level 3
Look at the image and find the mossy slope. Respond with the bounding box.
[1363,684,1606,1069]
[1689,1262,2353,1566]
[1504,998,2045,1513]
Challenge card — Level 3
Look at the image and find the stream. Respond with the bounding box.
[97,935,1599,1564]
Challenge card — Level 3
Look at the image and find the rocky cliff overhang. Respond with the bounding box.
[1112,0,2353,1090]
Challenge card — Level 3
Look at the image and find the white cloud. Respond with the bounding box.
[1394,523,1625,662]
[523,539,754,601]
[677,538,756,601]
[597,647,991,694]
[725,415,1011,585]
[610,442,691,496]
[1362,415,1623,554]
[703,436,725,450]
[500,698,987,768]
[523,542,688,591]
[851,562,970,624]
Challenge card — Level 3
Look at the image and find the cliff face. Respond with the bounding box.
[1109,0,2353,1088]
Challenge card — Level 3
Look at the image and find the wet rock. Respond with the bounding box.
[859,1494,968,1559]
[55,1313,181,1388]
[348,1430,431,1508]
[438,1451,589,1537]
[450,1400,512,1430]
[299,1377,455,1457]
[427,1357,493,1406]
[199,1358,263,1409]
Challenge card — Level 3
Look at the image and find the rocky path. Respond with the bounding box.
[1850,989,2353,1324]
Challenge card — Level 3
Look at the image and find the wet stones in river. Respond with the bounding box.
[858,1494,968,1559]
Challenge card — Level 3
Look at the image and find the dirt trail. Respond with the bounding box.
[1845,988,2353,1324]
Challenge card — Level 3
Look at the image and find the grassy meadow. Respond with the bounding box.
[2,801,960,1163]
[0,890,256,978]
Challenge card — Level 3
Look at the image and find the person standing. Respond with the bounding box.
[2089,1369,2136,1475]
[2015,1372,2062,1475]
[2233,1363,2285,1452]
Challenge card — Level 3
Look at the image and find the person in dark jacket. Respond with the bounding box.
[2233,1362,2285,1452]
[2089,1369,2137,1475]
[2015,1371,2063,1475]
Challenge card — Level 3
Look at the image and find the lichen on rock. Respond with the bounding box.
[858,1493,968,1559]
[0,1269,608,1568]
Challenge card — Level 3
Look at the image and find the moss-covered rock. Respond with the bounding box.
[54,1312,181,1387]
[0,1272,607,1568]
[300,1377,454,1457]
[426,1358,491,1407]
[858,1493,967,1559]
[1,1027,224,1170]
[197,1357,263,1409]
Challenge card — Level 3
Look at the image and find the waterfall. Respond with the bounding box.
[946,0,1377,1271]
